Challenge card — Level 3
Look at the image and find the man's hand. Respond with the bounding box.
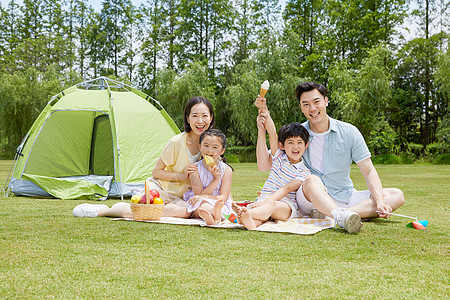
[377,203,393,219]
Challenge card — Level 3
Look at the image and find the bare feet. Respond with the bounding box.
[232,203,256,230]
[212,198,224,223]
[198,208,215,225]
[232,202,243,224]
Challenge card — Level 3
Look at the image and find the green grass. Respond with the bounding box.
[0,161,448,299]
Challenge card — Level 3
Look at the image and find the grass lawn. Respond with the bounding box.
[0,160,448,299]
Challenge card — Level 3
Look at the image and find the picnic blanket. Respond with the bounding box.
[112,216,335,235]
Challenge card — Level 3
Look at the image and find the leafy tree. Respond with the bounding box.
[329,46,393,140]
[72,0,95,78]
[0,67,81,158]
[99,0,133,77]
[138,0,165,93]
[153,61,217,130]
[392,33,448,147]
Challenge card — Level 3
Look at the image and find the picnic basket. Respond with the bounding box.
[130,180,164,220]
[130,203,164,220]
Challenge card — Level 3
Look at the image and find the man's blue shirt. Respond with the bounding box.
[302,117,371,204]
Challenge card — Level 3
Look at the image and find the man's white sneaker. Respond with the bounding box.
[72,203,109,217]
[331,207,363,233]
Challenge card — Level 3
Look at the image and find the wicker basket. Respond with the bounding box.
[130,203,164,221]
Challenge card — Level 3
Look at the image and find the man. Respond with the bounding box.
[255,82,404,233]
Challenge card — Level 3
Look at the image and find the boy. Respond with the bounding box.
[233,114,311,230]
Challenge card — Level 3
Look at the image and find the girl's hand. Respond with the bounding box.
[209,165,221,180]
[188,195,201,206]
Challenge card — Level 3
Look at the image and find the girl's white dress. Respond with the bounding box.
[183,160,233,218]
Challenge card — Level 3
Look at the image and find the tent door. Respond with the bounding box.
[90,114,114,176]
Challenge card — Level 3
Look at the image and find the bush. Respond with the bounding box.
[400,153,414,164]
[426,142,444,156]
[227,146,256,162]
[224,153,239,164]
[372,154,401,164]
[367,125,398,155]
[433,153,450,164]
[407,143,423,157]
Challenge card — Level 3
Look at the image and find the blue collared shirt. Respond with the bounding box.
[302,117,371,204]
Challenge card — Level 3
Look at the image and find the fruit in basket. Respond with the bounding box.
[149,189,160,198]
[140,193,154,204]
[153,197,164,204]
[131,195,140,203]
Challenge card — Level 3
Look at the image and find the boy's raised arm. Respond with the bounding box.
[256,113,272,172]
[264,112,278,156]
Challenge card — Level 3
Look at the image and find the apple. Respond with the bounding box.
[140,194,154,204]
[149,189,160,198]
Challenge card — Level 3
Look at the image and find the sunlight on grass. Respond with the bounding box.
[0,161,448,298]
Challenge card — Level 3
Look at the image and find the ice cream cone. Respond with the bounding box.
[259,80,270,97]
[204,155,215,167]
[260,88,268,98]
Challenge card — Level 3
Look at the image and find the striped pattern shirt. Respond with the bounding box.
[258,149,311,202]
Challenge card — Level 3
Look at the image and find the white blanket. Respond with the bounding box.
[112,216,334,235]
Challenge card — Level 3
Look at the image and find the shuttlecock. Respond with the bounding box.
[260,80,270,97]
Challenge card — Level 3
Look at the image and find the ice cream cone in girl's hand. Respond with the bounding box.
[204,155,215,168]
[260,80,270,98]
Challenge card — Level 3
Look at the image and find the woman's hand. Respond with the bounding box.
[184,163,198,180]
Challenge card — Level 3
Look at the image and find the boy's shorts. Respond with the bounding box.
[296,185,371,216]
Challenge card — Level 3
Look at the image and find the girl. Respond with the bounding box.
[73,96,215,218]
[183,129,233,225]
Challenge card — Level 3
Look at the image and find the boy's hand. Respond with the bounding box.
[255,96,268,114]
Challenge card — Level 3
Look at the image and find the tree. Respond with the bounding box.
[154,62,217,130]
[138,0,165,93]
[392,33,448,147]
[99,0,133,77]
[329,46,394,144]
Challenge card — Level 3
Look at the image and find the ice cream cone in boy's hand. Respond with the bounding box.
[260,80,270,98]
[204,155,215,167]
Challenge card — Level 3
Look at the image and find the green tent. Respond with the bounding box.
[5,77,180,200]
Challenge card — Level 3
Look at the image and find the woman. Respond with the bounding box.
[72,96,215,218]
